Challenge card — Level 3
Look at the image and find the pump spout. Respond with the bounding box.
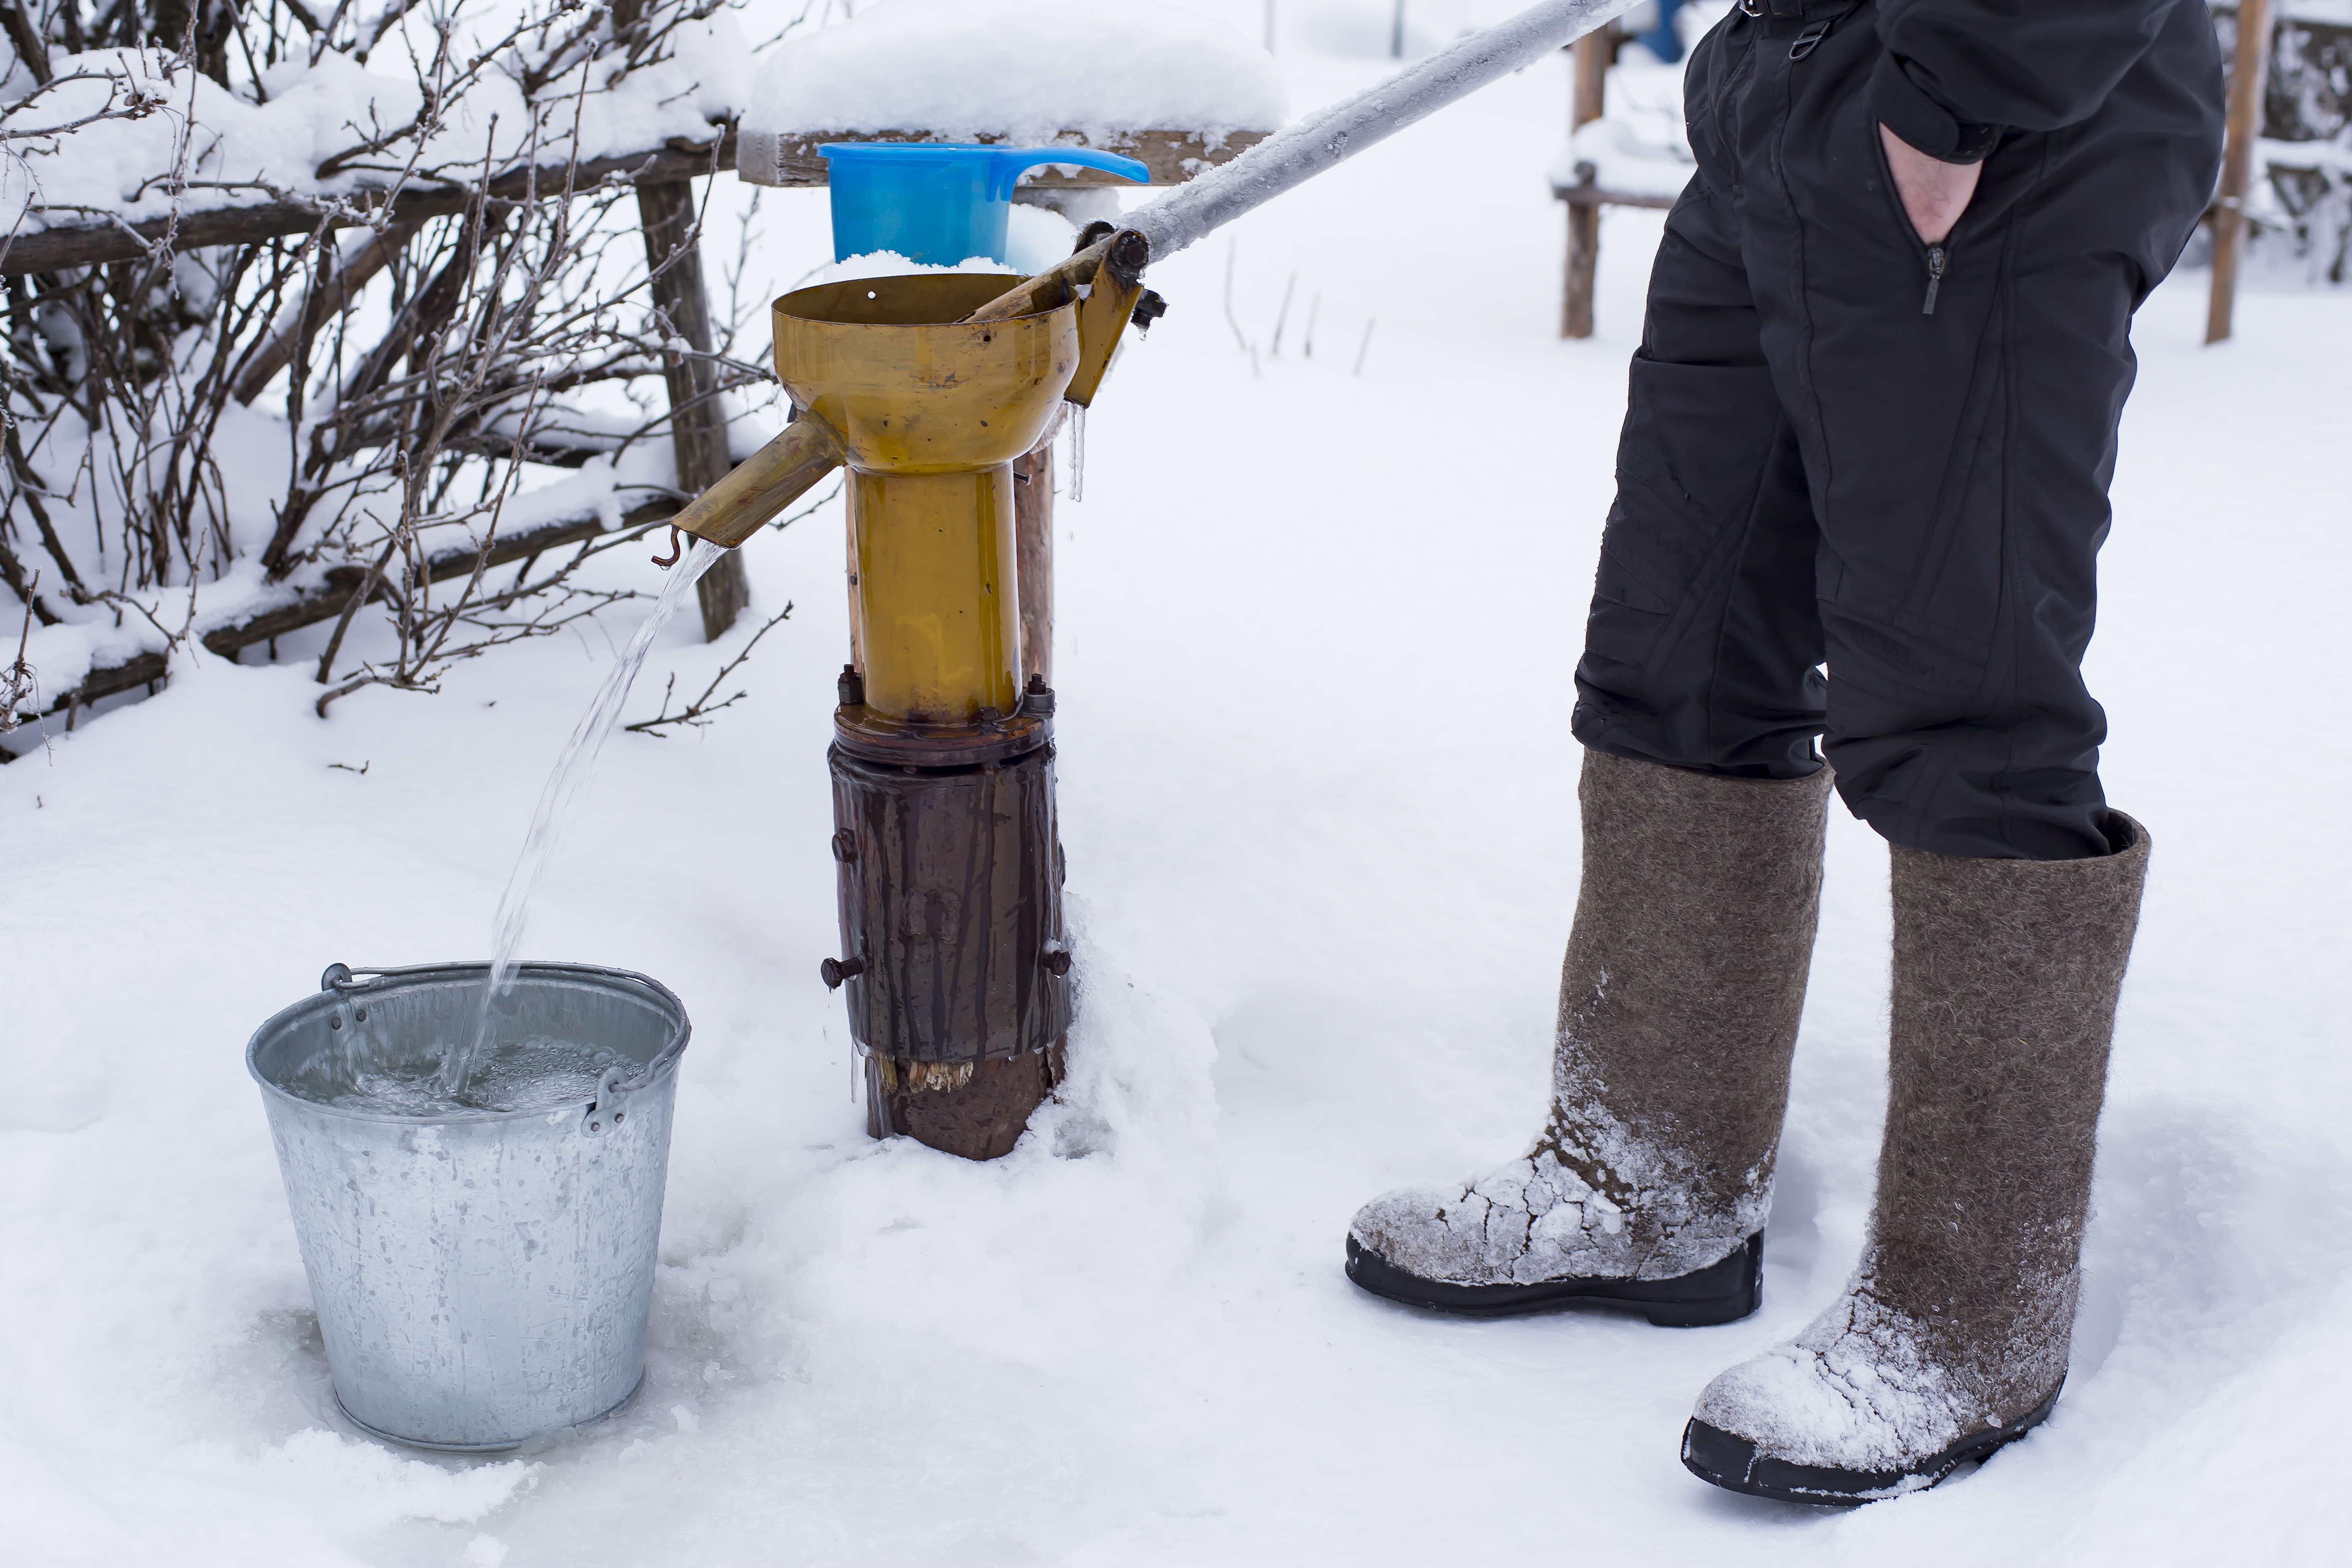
[670,416,845,549]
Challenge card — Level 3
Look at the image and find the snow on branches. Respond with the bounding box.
[0,0,782,740]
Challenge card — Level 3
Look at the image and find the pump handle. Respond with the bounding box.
[965,227,1147,326]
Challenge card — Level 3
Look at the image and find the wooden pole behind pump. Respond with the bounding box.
[1014,446,1055,686]
[637,179,750,638]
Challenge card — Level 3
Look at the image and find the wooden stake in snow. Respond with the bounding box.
[1014,444,1055,687]
[2207,0,2275,345]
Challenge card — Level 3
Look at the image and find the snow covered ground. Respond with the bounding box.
[5,16,2350,1568]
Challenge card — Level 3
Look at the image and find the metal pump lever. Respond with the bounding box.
[963,0,1643,324]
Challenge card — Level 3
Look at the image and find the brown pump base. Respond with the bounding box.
[826,729,1073,1162]
[863,1041,1068,1161]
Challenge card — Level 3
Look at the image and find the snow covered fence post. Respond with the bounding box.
[1561,23,1613,339]
[2208,0,2276,343]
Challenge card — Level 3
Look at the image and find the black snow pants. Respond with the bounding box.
[1569,0,2224,859]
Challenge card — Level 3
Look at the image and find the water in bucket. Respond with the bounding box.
[822,143,1148,264]
[288,1029,624,1116]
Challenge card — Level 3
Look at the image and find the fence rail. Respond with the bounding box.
[1,135,740,275]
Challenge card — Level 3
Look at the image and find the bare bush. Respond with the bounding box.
[0,0,789,735]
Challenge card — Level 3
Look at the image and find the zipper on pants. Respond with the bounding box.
[1784,6,1942,308]
[1868,119,1957,316]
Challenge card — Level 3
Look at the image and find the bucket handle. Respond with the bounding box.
[318,961,692,1099]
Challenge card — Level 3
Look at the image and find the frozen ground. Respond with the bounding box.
[5,18,2350,1568]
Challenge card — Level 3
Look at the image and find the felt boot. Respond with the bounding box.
[1346,749,1833,1327]
[1682,812,2151,1503]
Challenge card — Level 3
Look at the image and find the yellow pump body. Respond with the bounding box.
[663,253,1145,1161]
[770,275,1078,729]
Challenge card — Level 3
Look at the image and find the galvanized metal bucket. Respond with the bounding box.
[247,961,690,1451]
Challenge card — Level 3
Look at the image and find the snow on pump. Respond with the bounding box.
[248,963,690,1450]
[665,0,1638,1158]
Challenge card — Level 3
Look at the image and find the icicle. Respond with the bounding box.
[1068,404,1087,504]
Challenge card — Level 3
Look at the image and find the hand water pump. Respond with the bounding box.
[666,0,1638,1157]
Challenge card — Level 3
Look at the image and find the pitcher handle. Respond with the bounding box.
[986,146,1151,200]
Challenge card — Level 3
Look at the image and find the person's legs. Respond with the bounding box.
[1684,814,2151,1500]
[1729,0,2221,860]
[1670,0,2221,1500]
[1345,24,1836,1321]
[1569,195,1826,777]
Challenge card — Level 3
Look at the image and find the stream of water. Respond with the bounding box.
[437,536,729,1096]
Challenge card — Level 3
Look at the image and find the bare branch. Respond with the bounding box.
[625,603,793,735]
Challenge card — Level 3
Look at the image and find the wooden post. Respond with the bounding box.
[637,179,750,639]
[1014,444,1054,686]
[1562,28,1611,340]
[2208,0,2274,345]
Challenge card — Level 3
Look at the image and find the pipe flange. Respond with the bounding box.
[832,706,1053,768]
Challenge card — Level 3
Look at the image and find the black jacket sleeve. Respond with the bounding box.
[1869,0,2186,162]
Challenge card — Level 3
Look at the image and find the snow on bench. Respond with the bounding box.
[2,1,1284,274]
[735,0,1284,189]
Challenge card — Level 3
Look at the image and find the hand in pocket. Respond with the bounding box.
[1879,123,1981,244]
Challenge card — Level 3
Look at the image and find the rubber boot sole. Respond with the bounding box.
[1679,1378,2066,1505]
[1344,1230,1763,1328]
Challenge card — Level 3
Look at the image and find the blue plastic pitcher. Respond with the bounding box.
[821,143,1150,265]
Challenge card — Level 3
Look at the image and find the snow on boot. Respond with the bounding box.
[1682,812,2151,1503]
[1347,750,1832,1327]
